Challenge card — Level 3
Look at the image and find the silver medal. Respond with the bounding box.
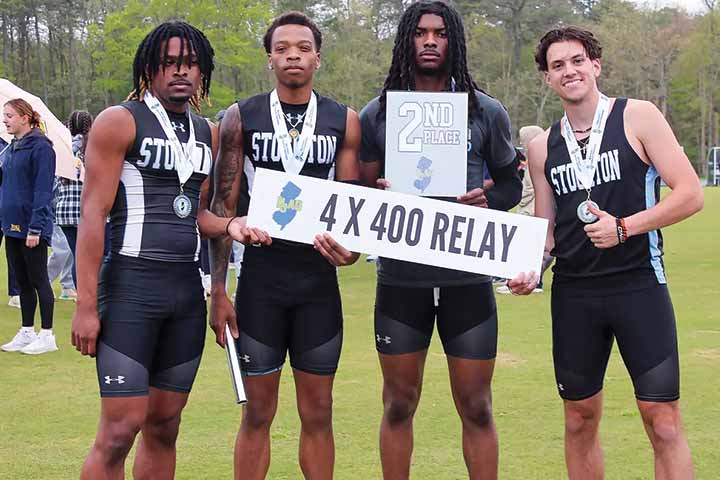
[577,200,599,223]
[173,193,192,218]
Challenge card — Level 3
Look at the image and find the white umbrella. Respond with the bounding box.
[0,78,82,180]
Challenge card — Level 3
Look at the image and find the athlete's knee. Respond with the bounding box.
[242,398,277,431]
[298,394,333,433]
[143,411,182,449]
[456,392,494,430]
[95,419,142,464]
[383,384,420,426]
[641,403,683,448]
[564,401,601,437]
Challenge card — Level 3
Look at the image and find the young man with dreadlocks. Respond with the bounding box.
[71,21,268,479]
[358,1,521,478]
[209,11,360,480]
[509,26,700,479]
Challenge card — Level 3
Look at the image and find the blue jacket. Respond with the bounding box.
[0,129,56,243]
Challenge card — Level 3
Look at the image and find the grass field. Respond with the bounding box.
[1,190,718,479]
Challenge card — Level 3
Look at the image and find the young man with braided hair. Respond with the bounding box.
[509,26,701,479]
[209,11,361,480]
[359,1,521,478]
[72,21,268,479]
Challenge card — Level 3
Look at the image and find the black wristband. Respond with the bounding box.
[225,216,238,236]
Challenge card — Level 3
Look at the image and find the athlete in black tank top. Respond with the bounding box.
[70,22,269,479]
[509,26,702,479]
[207,12,361,479]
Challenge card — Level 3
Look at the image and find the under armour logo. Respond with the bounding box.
[376,334,392,345]
[104,375,125,385]
[558,383,564,391]
[285,112,304,124]
[240,354,251,363]
[171,121,186,133]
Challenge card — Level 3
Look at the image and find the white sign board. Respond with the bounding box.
[247,169,547,279]
[385,91,468,197]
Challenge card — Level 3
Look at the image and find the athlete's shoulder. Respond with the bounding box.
[236,92,269,112]
[88,105,136,154]
[95,105,135,130]
[623,97,661,119]
[471,89,505,115]
[527,128,551,166]
[316,92,348,115]
[359,96,381,120]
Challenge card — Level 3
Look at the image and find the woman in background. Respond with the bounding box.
[0,98,57,354]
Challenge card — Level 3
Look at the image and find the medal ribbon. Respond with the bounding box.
[269,89,318,175]
[561,93,610,194]
[144,91,196,187]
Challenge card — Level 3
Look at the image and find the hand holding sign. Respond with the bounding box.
[227,216,272,246]
[314,233,360,266]
[506,271,540,295]
[457,188,489,208]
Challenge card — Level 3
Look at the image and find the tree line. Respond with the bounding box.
[1,0,718,175]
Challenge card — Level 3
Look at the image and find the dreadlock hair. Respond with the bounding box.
[535,26,602,72]
[263,11,322,53]
[126,21,215,112]
[379,1,481,117]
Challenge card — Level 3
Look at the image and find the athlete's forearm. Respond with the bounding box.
[75,210,107,311]
[198,209,235,239]
[623,182,703,238]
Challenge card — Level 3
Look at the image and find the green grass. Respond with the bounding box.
[1,189,719,479]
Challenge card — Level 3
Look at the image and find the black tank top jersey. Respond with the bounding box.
[237,92,347,272]
[112,100,213,262]
[545,98,666,285]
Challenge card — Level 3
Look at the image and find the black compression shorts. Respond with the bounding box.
[551,280,679,402]
[234,263,343,376]
[96,255,207,397]
[374,282,497,359]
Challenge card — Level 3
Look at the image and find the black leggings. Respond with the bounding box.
[5,236,54,329]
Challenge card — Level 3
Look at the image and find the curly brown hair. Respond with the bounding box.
[534,26,602,72]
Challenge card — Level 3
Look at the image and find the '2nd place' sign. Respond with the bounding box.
[385,91,468,197]
[247,168,548,279]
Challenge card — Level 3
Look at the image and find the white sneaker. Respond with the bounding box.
[20,331,58,355]
[1,328,37,352]
[8,296,21,308]
[59,288,77,300]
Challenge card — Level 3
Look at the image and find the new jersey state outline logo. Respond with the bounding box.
[414,156,433,193]
[273,181,303,230]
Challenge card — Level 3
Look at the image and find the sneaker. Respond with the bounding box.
[59,288,77,301]
[20,331,58,355]
[492,277,506,285]
[496,285,543,295]
[8,296,21,308]
[366,255,377,263]
[1,328,37,352]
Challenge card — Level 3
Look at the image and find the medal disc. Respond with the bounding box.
[173,193,192,219]
[577,200,599,223]
[289,128,299,139]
